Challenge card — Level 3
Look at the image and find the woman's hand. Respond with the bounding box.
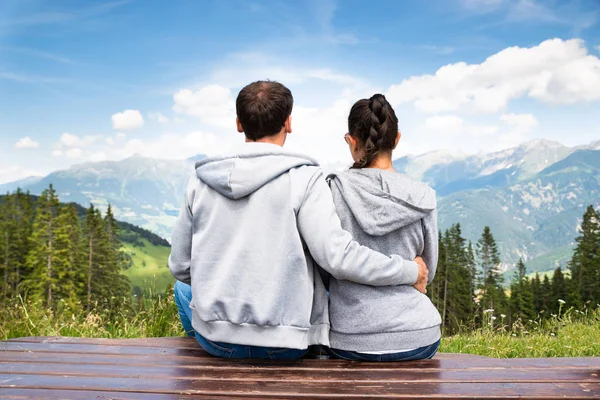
[413,256,429,294]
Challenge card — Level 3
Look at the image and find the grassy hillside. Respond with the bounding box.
[0,193,173,295]
[67,198,173,294]
[122,239,173,294]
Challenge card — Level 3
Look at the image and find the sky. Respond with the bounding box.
[1,0,600,184]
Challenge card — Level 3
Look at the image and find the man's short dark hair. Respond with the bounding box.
[236,80,293,141]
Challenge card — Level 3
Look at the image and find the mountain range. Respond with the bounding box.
[2,139,599,275]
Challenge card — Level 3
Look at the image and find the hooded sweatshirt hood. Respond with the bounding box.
[196,143,319,200]
[328,168,436,236]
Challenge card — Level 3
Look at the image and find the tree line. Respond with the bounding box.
[2,185,598,333]
[429,205,600,334]
[0,186,130,311]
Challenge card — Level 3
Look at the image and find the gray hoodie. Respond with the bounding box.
[168,143,420,350]
[327,168,442,352]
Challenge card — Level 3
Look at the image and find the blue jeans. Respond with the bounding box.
[173,281,308,360]
[329,339,441,362]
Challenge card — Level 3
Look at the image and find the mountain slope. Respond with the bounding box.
[394,140,574,197]
[22,155,198,239]
[438,149,600,270]
[0,176,43,193]
[2,140,597,276]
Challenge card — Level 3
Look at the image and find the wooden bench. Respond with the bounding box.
[0,337,598,399]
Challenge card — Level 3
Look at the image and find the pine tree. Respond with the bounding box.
[83,204,130,311]
[428,224,474,334]
[83,204,103,311]
[541,275,552,313]
[509,259,535,324]
[25,185,62,305]
[550,267,568,314]
[568,205,600,305]
[53,204,84,305]
[466,241,477,315]
[444,224,474,333]
[531,273,543,314]
[0,196,8,297]
[104,204,130,304]
[477,226,507,315]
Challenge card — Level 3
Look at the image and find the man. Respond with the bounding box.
[168,80,428,359]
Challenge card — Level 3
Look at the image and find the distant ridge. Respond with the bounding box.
[0,176,43,193]
[1,140,599,275]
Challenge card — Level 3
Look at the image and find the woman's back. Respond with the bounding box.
[327,168,442,352]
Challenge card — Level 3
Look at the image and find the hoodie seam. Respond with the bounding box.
[337,171,436,213]
[299,168,323,208]
[195,145,319,169]
[227,156,237,192]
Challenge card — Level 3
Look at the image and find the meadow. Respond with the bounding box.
[1,291,598,358]
[122,238,174,295]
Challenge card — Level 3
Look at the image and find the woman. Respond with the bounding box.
[326,94,442,361]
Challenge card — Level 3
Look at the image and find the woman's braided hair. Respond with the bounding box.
[348,94,398,169]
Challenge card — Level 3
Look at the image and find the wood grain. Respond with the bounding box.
[0,336,598,399]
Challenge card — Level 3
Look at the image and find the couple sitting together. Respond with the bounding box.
[168,80,442,362]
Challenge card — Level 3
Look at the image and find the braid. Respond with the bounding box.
[351,94,395,168]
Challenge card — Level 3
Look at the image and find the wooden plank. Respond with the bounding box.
[0,388,193,399]
[1,361,598,383]
[0,388,598,400]
[0,342,208,357]
[0,374,599,398]
[0,349,598,371]
[0,388,281,400]
[4,337,489,359]
[5,336,201,349]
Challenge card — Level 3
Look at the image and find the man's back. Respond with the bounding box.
[170,142,329,349]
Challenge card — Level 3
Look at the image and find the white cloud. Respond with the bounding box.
[111,109,144,131]
[14,136,40,149]
[286,99,354,164]
[412,114,500,154]
[148,112,169,124]
[88,151,107,162]
[500,113,539,132]
[0,165,40,184]
[425,115,464,132]
[60,132,81,147]
[386,38,600,114]
[173,85,235,129]
[111,131,226,160]
[66,148,83,158]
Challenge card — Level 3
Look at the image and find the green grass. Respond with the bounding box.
[2,294,599,358]
[122,239,173,294]
[440,306,600,358]
[0,291,183,340]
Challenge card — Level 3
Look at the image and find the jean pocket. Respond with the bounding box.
[393,341,439,362]
[206,339,235,353]
[328,348,362,361]
[266,348,305,360]
[197,334,235,359]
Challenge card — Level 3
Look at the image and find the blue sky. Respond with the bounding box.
[1,0,599,183]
